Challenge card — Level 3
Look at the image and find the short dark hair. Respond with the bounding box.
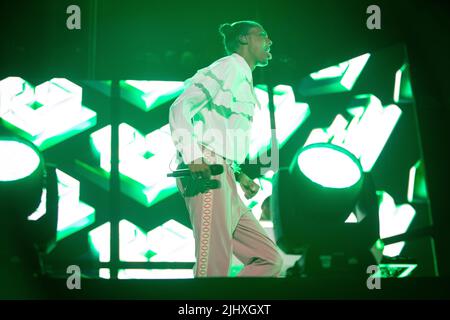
[219,20,262,55]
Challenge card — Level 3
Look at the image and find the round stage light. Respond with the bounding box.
[273,143,370,255]
[0,140,41,182]
[0,136,49,277]
[0,136,44,219]
[297,143,362,189]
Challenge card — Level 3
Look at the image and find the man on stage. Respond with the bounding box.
[169,20,283,277]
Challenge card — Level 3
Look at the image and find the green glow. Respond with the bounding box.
[89,219,196,264]
[407,164,415,203]
[90,123,148,173]
[394,68,401,103]
[375,239,385,251]
[393,63,413,103]
[84,80,185,111]
[89,222,109,262]
[300,53,370,96]
[305,95,402,172]
[378,191,416,257]
[249,85,310,159]
[0,140,40,181]
[229,265,245,277]
[407,160,428,203]
[344,95,402,172]
[120,80,184,111]
[56,202,95,241]
[310,63,348,80]
[373,264,417,278]
[328,114,349,147]
[147,219,195,262]
[297,144,362,189]
[88,219,155,263]
[82,80,112,96]
[0,77,97,150]
[340,53,371,90]
[85,84,304,207]
[28,169,95,241]
[99,268,110,279]
[88,123,177,207]
[344,212,358,223]
[346,106,365,118]
[86,82,308,191]
[304,128,330,146]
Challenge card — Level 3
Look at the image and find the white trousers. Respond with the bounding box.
[176,147,283,277]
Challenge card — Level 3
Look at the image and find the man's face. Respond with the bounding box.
[245,26,273,67]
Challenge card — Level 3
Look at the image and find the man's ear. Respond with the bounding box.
[238,34,248,45]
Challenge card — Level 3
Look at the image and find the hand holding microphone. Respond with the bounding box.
[188,158,212,180]
[166,158,224,178]
[167,158,224,197]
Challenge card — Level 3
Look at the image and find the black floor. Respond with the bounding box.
[2,274,450,300]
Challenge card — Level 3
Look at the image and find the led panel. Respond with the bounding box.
[304,94,402,172]
[299,53,370,96]
[0,77,97,150]
[28,169,95,241]
[377,191,416,257]
[80,123,178,207]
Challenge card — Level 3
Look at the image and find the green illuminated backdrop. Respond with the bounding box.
[0,43,433,278]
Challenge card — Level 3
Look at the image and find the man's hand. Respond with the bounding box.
[188,158,211,180]
[238,173,260,199]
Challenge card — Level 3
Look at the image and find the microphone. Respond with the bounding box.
[167,164,224,178]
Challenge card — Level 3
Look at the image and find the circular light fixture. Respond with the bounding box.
[0,139,41,182]
[0,136,44,219]
[297,143,362,189]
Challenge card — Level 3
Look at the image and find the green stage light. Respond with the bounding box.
[28,169,95,241]
[89,219,195,264]
[147,219,195,262]
[344,212,358,223]
[273,143,371,256]
[0,136,47,273]
[373,263,417,278]
[407,159,428,203]
[120,80,185,112]
[82,80,112,96]
[394,63,413,103]
[377,191,416,257]
[0,77,97,150]
[304,94,402,172]
[0,140,41,182]
[250,85,310,160]
[299,53,370,96]
[83,80,185,112]
[297,143,362,189]
[344,95,402,172]
[83,81,309,179]
[0,136,45,219]
[88,219,155,263]
[82,123,178,207]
